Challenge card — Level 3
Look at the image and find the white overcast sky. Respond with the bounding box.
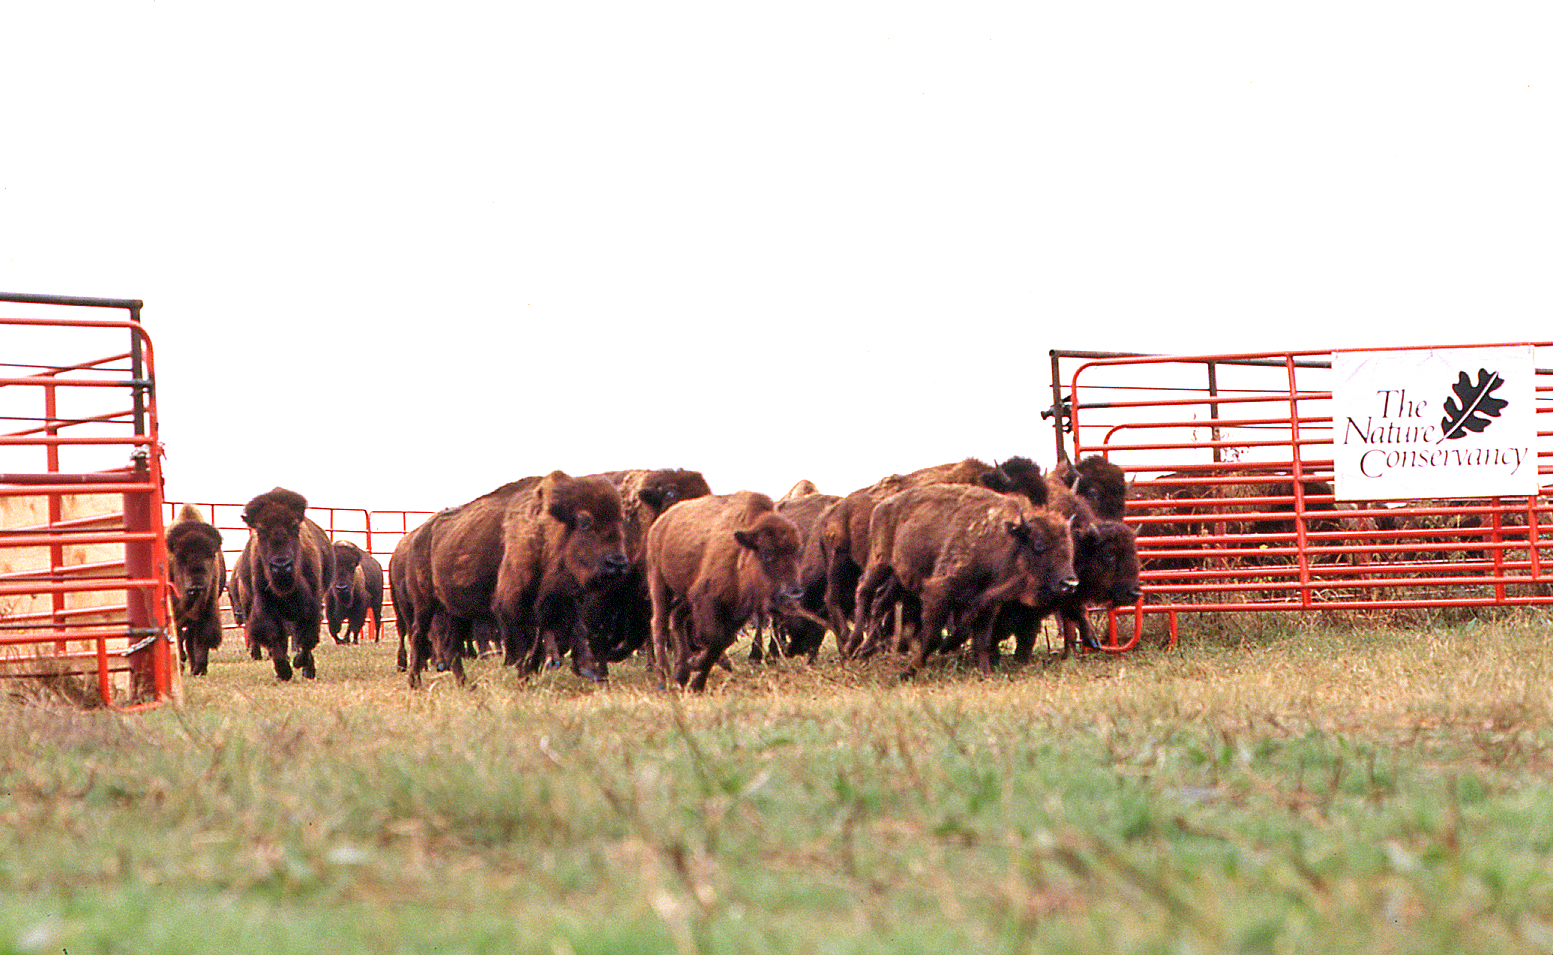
[3,2,1549,513]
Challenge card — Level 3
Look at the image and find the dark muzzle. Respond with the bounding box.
[601,552,629,576]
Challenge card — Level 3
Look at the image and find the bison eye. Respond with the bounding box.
[576,513,594,532]
[662,489,678,504]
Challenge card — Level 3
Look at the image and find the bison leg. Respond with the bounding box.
[327,594,346,644]
[845,562,893,659]
[249,612,292,681]
[904,584,952,681]
[291,612,321,680]
[431,612,467,684]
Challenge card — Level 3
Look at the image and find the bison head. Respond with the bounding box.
[1074,520,1143,607]
[990,456,1048,507]
[1070,455,1130,522]
[332,541,364,595]
[1005,511,1079,605]
[636,468,713,516]
[166,510,223,613]
[542,472,629,590]
[733,512,804,612]
[243,487,309,594]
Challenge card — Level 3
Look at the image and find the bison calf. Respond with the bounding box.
[646,491,804,692]
[166,504,226,676]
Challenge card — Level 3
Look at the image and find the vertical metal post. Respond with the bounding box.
[1207,361,1222,464]
[1049,351,1069,464]
[1286,356,1311,609]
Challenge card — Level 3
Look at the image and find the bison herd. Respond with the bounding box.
[165,456,1143,688]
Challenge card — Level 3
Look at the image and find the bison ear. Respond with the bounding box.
[733,529,759,551]
[547,500,571,524]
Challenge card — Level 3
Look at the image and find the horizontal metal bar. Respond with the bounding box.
[0,292,143,310]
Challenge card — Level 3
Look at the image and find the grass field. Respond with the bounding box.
[4,612,1553,955]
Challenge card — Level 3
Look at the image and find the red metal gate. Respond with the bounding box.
[0,294,173,708]
[1048,346,1553,647]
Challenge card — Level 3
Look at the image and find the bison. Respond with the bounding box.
[226,547,262,659]
[327,541,384,644]
[821,456,1049,646]
[237,488,335,680]
[1000,475,1142,663]
[749,487,840,664]
[845,483,1078,678]
[645,491,804,691]
[165,503,226,676]
[426,471,628,685]
[388,510,454,680]
[584,468,713,668]
[1053,454,1130,521]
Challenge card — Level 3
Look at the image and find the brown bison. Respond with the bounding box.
[821,456,1049,644]
[327,541,385,644]
[749,488,840,663]
[999,476,1142,663]
[237,488,335,680]
[846,483,1078,678]
[165,503,226,676]
[1053,454,1130,521]
[427,471,628,685]
[388,511,452,679]
[645,491,804,691]
[226,547,262,659]
[584,468,713,668]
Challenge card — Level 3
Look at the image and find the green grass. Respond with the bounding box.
[5,614,1553,954]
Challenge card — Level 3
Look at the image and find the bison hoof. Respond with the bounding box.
[577,667,606,683]
[275,662,293,681]
[436,662,449,672]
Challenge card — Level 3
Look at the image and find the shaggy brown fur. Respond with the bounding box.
[820,457,1046,642]
[1053,455,1130,521]
[238,488,334,680]
[846,484,1078,678]
[584,468,714,668]
[166,503,226,677]
[327,541,384,644]
[997,477,1143,661]
[646,491,804,692]
[428,472,628,685]
[749,490,840,663]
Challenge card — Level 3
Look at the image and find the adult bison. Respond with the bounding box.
[226,547,261,659]
[645,491,804,692]
[237,488,334,680]
[388,511,450,679]
[327,541,384,644]
[821,456,1048,645]
[584,468,713,667]
[165,504,226,676]
[1053,454,1130,521]
[998,476,1142,663]
[427,471,628,684]
[846,483,1078,678]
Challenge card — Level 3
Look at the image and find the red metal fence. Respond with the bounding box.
[0,294,173,708]
[1048,345,1553,648]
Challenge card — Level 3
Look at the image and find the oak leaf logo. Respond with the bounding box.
[1438,368,1508,442]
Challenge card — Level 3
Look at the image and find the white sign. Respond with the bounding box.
[1332,346,1538,500]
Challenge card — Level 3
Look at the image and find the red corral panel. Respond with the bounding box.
[0,294,174,708]
[1048,345,1553,647]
